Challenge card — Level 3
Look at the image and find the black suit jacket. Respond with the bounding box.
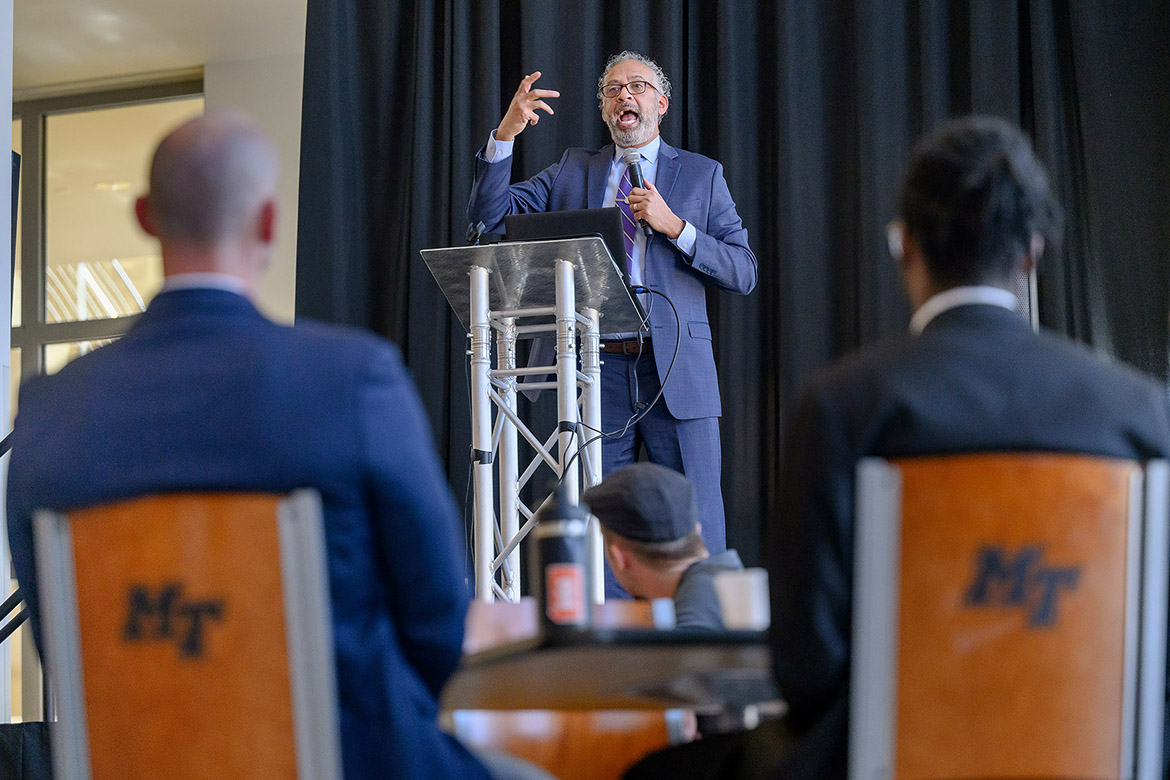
[768,303,1170,776]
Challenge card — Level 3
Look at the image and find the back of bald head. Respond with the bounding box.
[145,111,278,247]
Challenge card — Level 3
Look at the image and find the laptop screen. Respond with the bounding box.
[504,208,629,285]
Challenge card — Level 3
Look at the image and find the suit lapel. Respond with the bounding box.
[587,145,613,209]
[654,141,681,201]
[642,141,680,261]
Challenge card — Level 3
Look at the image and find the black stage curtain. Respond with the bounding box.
[297,0,1170,565]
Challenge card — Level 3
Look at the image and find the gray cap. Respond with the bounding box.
[583,463,698,543]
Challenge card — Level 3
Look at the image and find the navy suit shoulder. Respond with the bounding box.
[665,145,721,173]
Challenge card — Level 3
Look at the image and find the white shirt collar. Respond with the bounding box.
[612,135,661,166]
[161,272,250,297]
[910,285,1019,334]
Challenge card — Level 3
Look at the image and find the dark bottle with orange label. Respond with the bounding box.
[530,481,592,632]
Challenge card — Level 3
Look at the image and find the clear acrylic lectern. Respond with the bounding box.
[421,237,646,604]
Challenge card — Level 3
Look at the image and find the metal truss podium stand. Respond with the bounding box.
[422,238,646,604]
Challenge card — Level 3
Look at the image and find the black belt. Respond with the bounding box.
[599,338,651,355]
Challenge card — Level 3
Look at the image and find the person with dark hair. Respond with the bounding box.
[624,115,1170,779]
[584,463,744,631]
[468,53,757,594]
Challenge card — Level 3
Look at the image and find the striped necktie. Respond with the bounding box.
[616,168,637,274]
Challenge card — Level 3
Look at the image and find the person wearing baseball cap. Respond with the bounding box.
[583,463,744,631]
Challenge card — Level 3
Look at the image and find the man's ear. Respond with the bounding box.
[897,229,936,311]
[257,198,277,245]
[135,196,157,237]
[658,93,668,118]
[607,539,630,573]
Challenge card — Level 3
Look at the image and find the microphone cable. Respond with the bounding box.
[557,285,681,483]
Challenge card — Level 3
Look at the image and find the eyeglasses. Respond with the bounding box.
[599,80,658,99]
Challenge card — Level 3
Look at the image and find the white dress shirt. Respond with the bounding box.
[910,285,1019,334]
[160,272,250,297]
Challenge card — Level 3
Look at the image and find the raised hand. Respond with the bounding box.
[496,71,560,142]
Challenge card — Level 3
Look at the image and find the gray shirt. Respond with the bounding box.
[673,549,744,631]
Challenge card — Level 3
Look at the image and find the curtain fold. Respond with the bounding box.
[298,0,1170,565]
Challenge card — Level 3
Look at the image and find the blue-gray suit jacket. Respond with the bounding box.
[6,289,490,780]
[468,140,757,420]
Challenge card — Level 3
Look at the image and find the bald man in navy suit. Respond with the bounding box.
[7,112,549,780]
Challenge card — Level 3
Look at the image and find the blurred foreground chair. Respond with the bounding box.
[451,598,680,780]
[851,454,1168,780]
[35,491,341,780]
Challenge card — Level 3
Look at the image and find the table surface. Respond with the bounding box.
[444,599,779,712]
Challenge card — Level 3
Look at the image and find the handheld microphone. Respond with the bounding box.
[467,221,486,245]
[621,149,654,237]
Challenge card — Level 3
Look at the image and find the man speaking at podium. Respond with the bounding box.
[468,51,757,571]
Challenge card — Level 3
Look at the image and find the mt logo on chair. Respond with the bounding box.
[962,544,1080,628]
[122,581,227,658]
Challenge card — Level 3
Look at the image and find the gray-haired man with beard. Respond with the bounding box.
[468,53,757,593]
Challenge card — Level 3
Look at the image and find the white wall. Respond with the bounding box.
[204,50,304,324]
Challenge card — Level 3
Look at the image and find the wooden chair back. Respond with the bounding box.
[35,491,341,780]
[850,454,1169,780]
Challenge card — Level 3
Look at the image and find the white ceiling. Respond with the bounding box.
[14,0,307,95]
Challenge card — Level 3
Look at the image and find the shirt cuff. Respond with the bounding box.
[671,220,697,258]
[484,130,514,163]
